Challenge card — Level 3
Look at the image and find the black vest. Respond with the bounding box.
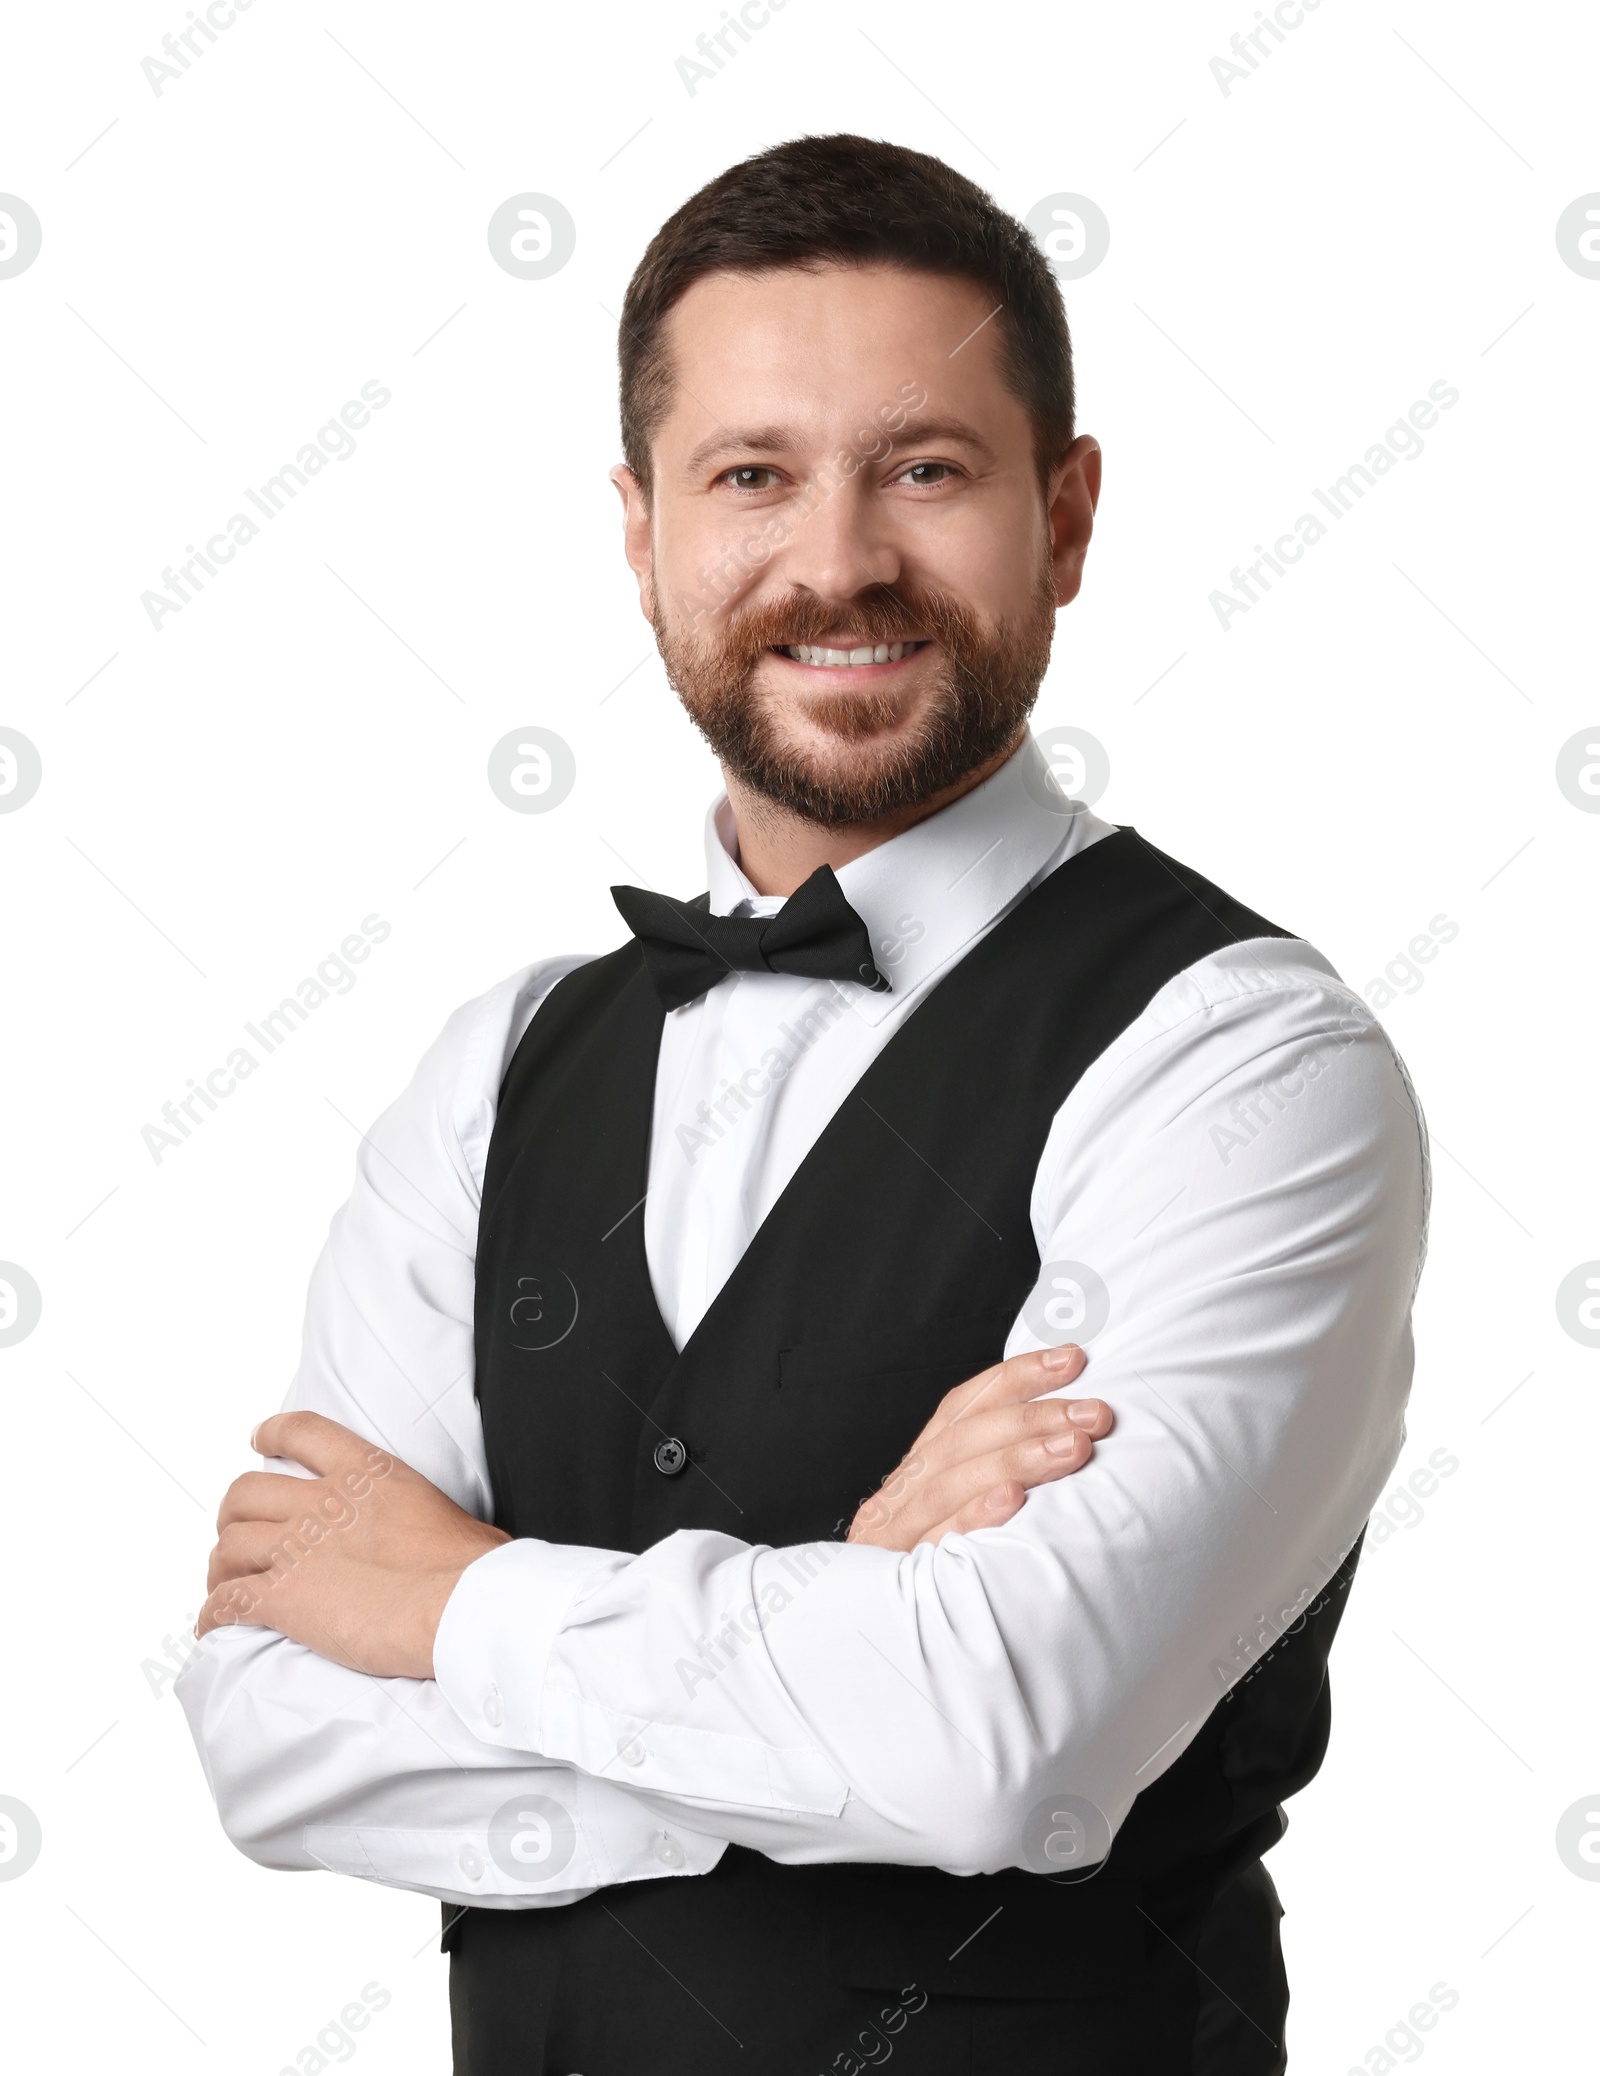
[447,829,1363,2076]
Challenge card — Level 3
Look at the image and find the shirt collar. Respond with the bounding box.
[703,732,1110,1026]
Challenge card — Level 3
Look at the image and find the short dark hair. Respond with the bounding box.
[618,133,1074,498]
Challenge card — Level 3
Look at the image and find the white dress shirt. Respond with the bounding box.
[177,734,1428,1913]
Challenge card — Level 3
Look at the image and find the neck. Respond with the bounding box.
[725,731,1025,897]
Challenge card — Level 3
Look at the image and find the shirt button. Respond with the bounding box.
[458,1845,484,1880]
[653,1831,685,1868]
[617,1734,645,1767]
[652,1436,688,1477]
[483,1688,505,1729]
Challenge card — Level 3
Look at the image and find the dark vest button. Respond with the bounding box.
[652,1436,688,1477]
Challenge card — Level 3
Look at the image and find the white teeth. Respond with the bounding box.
[783,641,917,667]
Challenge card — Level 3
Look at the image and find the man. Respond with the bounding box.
[179,135,1427,2074]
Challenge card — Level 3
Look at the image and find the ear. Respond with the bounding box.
[1046,435,1101,608]
[610,464,656,623]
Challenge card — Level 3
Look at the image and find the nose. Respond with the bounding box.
[774,468,902,603]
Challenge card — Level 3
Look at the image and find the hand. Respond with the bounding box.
[195,1411,509,1679]
[846,1344,1110,1551]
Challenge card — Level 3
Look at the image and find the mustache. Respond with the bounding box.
[698,584,985,675]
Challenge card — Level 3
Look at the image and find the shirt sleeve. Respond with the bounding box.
[174,955,729,1907]
[431,942,1428,1876]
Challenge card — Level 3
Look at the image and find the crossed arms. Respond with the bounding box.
[177,943,1426,1906]
[196,1339,1109,1676]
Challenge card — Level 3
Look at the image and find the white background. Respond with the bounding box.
[2,1,1596,2069]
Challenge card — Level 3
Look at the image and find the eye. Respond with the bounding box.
[719,465,783,491]
[895,461,958,487]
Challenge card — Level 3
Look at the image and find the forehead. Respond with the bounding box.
[655,262,1023,451]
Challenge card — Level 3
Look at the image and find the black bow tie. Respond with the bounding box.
[612,865,891,1013]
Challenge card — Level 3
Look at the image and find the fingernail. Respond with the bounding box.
[1066,1401,1102,1427]
[1044,1430,1084,1455]
[985,1486,1013,1509]
[1040,1343,1082,1371]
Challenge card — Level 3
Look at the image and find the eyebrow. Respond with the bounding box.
[682,415,999,475]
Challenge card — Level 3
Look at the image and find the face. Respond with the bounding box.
[613,263,1100,828]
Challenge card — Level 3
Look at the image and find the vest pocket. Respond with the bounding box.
[771,1311,1019,1540]
[776,1311,1017,1393]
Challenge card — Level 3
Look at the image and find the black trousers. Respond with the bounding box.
[447,1847,1290,2074]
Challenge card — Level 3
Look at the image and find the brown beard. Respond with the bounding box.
[651,559,1059,828]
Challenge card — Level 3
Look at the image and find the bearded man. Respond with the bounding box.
[181,133,1426,2076]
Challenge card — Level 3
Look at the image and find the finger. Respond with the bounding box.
[848,1387,1108,1543]
[919,1345,1088,1445]
[853,1470,1036,1552]
[207,1517,325,1592]
[857,1403,1091,1531]
[208,1523,270,1593]
[923,1480,1028,1546]
[251,1410,394,1481]
[1058,1395,1113,1441]
[945,1345,1089,1425]
[196,1575,273,1638]
[216,1468,375,1535]
[871,1428,1093,1546]
[915,1393,1110,1476]
[216,1469,317,1531]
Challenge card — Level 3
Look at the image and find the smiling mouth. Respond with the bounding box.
[771,640,929,669]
